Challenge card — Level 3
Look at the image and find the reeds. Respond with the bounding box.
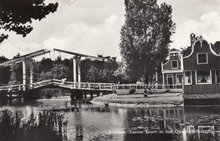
[0,109,67,141]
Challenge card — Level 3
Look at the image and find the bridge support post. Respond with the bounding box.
[71,90,76,101]
[90,93,93,100]
[73,57,77,83]
[30,62,33,89]
[84,93,87,99]
[77,56,81,83]
[163,109,166,130]
[8,92,12,104]
[22,60,26,91]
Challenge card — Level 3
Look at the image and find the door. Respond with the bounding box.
[167,74,173,89]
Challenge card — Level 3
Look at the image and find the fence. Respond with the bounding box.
[113,83,183,94]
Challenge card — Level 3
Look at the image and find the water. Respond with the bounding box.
[0,97,220,141]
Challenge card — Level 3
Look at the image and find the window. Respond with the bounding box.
[196,71,211,84]
[176,74,183,84]
[197,53,208,64]
[185,71,192,85]
[170,53,178,56]
[171,60,178,69]
[216,70,220,83]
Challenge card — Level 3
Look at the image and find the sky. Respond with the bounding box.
[0,0,220,60]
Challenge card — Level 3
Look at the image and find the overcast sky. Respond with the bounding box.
[0,0,220,60]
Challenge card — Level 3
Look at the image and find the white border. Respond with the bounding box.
[162,70,183,73]
[196,53,208,64]
[176,74,183,84]
[195,70,212,85]
[184,71,192,85]
[171,60,178,69]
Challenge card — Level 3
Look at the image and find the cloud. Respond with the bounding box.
[0,0,125,60]
[42,14,124,60]
[170,11,220,49]
[1,0,220,61]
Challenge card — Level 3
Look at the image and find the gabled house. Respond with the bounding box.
[161,48,183,89]
[183,36,220,95]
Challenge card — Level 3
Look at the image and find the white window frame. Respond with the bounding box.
[176,74,183,84]
[184,71,192,85]
[197,53,208,64]
[171,60,178,69]
[195,70,212,85]
[215,70,220,84]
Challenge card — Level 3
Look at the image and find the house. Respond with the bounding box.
[183,35,220,95]
[161,48,183,89]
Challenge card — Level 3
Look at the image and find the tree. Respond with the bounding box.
[52,63,71,80]
[120,0,175,83]
[181,46,191,57]
[86,66,100,82]
[0,56,10,84]
[9,63,22,85]
[0,0,58,43]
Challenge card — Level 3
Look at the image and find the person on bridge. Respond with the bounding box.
[61,78,67,85]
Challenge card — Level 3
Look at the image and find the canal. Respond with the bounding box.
[0,96,220,141]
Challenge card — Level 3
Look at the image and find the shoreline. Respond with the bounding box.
[91,93,183,107]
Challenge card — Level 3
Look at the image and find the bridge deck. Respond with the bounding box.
[0,79,183,95]
[0,79,114,93]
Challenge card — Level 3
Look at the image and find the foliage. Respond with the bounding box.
[81,59,119,83]
[52,63,71,80]
[9,63,22,85]
[0,0,58,43]
[0,109,66,141]
[120,0,175,83]
[0,56,10,85]
[2,54,125,84]
[113,61,130,83]
[37,71,53,81]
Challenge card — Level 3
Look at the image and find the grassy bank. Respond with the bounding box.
[91,93,183,107]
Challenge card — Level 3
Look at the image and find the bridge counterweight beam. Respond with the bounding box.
[22,60,26,91]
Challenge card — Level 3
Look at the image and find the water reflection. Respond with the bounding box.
[184,107,220,141]
[123,107,184,141]
[0,97,220,141]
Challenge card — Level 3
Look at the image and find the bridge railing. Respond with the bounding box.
[32,79,53,88]
[113,83,183,94]
[78,82,113,90]
[0,84,24,92]
[51,79,113,91]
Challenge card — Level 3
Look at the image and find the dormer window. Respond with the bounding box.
[171,60,178,69]
[197,53,208,64]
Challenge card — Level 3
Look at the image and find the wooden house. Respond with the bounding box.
[183,35,220,95]
[161,48,183,89]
